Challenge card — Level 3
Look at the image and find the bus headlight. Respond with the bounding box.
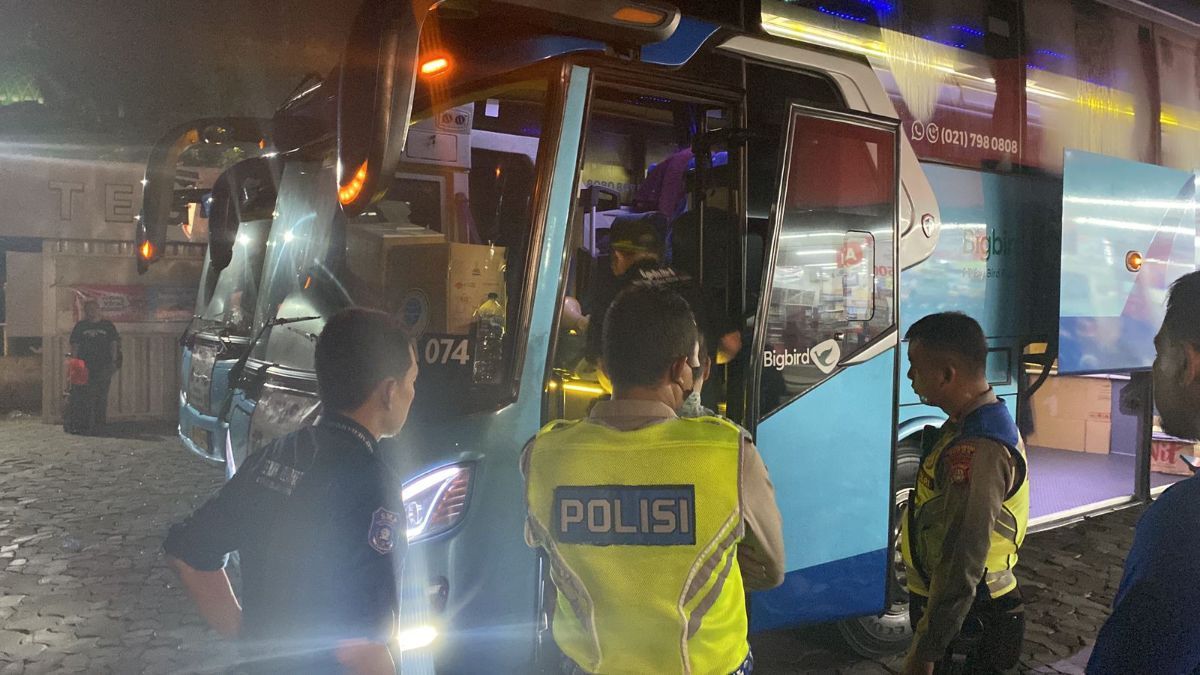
[402,463,474,543]
[396,624,439,652]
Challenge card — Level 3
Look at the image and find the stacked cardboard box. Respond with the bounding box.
[1027,375,1112,453]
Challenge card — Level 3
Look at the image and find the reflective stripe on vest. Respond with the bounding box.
[900,401,1030,599]
[526,415,748,675]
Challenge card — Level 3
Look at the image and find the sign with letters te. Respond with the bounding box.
[554,485,696,546]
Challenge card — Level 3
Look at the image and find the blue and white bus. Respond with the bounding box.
[136,0,1200,670]
[137,119,279,467]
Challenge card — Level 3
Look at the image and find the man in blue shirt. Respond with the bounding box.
[1089,270,1200,675]
[164,308,417,674]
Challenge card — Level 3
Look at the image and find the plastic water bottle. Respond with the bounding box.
[472,293,505,384]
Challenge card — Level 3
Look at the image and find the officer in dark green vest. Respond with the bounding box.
[900,312,1028,675]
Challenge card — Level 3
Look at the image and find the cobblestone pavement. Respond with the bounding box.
[0,416,231,674]
[0,416,1145,673]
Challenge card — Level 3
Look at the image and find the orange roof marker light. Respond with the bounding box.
[339,160,369,206]
[612,6,667,25]
[1125,250,1144,273]
[420,56,451,78]
[139,240,155,260]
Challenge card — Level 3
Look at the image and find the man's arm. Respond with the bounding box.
[906,441,1011,668]
[1088,496,1200,675]
[163,452,265,636]
[166,556,242,637]
[520,437,540,548]
[739,438,786,590]
[1088,579,1200,674]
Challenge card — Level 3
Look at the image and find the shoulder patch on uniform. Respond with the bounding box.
[944,443,977,484]
[368,507,402,554]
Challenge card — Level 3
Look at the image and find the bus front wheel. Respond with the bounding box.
[836,438,922,658]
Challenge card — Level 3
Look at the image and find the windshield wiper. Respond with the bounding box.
[216,315,320,422]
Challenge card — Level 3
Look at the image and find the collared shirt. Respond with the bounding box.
[911,389,1020,662]
[521,398,786,590]
[1088,474,1200,675]
[164,414,405,673]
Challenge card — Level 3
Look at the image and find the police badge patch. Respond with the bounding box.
[368,507,401,554]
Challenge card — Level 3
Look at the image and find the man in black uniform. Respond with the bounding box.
[575,215,740,369]
[69,299,121,433]
[164,308,417,674]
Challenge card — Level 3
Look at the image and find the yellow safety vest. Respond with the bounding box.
[901,401,1029,599]
[525,415,749,675]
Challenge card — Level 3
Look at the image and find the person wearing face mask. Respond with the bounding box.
[900,312,1028,675]
[164,308,417,675]
[1087,270,1200,675]
[522,285,784,675]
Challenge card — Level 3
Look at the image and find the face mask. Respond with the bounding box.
[679,389,705,417]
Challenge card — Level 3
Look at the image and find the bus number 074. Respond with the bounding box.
[424,337,470,365]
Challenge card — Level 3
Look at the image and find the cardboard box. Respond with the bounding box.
[1151,437,1197,476]
[385,241,506,335]
[1084,419,1112,454]
[346,223,446,291]
[1027,375,1113,453]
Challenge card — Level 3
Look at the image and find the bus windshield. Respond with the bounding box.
[193,218,269,336]
[251,74,554,403]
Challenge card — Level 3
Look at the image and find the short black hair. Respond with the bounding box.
[315,308,414,411]
[905,311,987,374]
[1164,270,1200,347]
[602,285,698,390]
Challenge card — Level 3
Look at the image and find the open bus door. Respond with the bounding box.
[749,105,903,632]
[1057,150,1198,376]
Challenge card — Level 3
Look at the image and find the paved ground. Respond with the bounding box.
[0,415,1145,673]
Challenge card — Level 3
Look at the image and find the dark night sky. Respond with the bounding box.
[0,0,363,140]
[1,0,1197,143]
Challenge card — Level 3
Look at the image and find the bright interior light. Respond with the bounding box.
[395,624,438,652]
[139,240,154,260]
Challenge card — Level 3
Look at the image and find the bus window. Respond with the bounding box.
[550,83,741,419]
[196,218,268,336]
[759,112,897,419]
[252,78,551,414]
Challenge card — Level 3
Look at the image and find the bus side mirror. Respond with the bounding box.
[208,157,281,273]
[137,117,272,273]
[336,0,447,217]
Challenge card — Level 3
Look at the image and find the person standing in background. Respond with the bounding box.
[69,299,121,433]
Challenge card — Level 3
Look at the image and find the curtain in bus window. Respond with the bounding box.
[1024,0,1156,172]
[1155,26,1200,172]
[758,0,1023,171]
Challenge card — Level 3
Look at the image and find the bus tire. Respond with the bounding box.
[836,438,922,658]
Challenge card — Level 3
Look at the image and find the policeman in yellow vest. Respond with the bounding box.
[900,312,1029,675]
[523,285,785,675]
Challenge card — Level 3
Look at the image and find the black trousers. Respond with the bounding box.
[910,585,1025,675]
[83,367,113,431]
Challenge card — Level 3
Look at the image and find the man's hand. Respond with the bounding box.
[335,640,396,675]
[737,544,774,589]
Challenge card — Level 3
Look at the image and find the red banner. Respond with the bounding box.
[72,285,194,323]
